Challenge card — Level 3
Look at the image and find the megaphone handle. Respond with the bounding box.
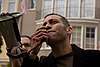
[6,46,29,58]
[6,51,29,58]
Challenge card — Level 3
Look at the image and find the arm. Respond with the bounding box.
[22,26,49,67]
[9,46,22,67]
[10,58,21,67]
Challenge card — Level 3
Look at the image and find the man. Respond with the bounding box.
[30,13,100,67]
[10,35,41,67]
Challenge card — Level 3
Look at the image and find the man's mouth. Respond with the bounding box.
[47,30,56,33]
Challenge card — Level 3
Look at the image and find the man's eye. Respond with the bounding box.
[43,19,58,26]
[50,20,58,24]
[22,43,30,46]
[50,21,57,24]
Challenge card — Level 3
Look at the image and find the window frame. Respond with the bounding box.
[67,0,80,18]
[71,25,83,48]
[7,0,16,13]
[84,25,97,50]
[28,0,36,10]
[81,0,95,18]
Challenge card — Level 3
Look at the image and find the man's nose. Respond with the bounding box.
[22,45,26,49]
[45,23,52,30]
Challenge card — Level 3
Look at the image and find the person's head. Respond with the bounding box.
[21,35,41,56]
[44,13,70,27]
[21,35,31,51]
[42,13,72,46]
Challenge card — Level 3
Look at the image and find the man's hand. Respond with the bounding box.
[28,26,48,59]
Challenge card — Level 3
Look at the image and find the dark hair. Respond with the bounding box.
[44,13,70,27]
[21,35,31,40]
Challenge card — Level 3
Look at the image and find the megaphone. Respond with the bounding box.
[0,13,32,58]
[0,12,22,54]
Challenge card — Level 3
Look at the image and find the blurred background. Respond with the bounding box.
[0,0,100,67]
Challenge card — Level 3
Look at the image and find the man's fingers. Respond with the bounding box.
[11,45,21,54]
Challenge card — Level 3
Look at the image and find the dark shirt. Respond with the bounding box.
[21,44,100,67]
[55,52,73,67]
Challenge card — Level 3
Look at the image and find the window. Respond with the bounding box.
[31,0,35,9]
[68,0,79,17]
[81,0,94,17]
[67,0,94,17]
[86,27,95,38]
[71,26,82,47]
[41,0,94,18]
[28,0,36,9]
[54,0,65,16]
[8,0,16,13]
[84,27,95,49]
[41,0,52,18]
[41,0,65,18]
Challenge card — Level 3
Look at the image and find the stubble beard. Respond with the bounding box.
[46,33,67,47]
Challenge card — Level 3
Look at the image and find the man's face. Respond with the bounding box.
[43,15,67,44]
[21,37,31,51]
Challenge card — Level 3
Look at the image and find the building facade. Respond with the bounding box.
[0,0,100,67]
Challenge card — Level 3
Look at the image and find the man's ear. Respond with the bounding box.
[66,26,73,35]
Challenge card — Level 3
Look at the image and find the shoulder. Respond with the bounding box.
[71,44,83,52]
[71,44,100,56]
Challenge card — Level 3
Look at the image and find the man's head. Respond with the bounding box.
[42,13,72,46]
[21,35,41,56]
[21,35,31,51]
[44,13,70,27]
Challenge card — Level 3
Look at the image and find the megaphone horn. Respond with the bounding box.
[0,12,22,50]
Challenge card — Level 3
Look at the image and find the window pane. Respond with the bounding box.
[91,33,94,38]
[85,27,95,49]
[28,0,36,9]
[68,0,79,17]
[86,27,95,38]
[91,28,95,32]
[86,33,90,37]
[71,26,81,47]
[8,0,15,12]
[86,27,90,32]
[41,0,52,18]
[82,0,94,17]
[31,0,35,8]
[54,0,65,16]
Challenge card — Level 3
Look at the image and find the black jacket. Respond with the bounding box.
[72,44,100,67]
[21,44,100,67]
